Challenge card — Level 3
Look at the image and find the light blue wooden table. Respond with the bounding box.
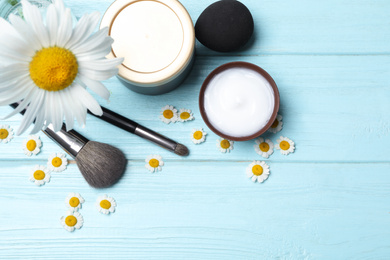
[1,0,390,259]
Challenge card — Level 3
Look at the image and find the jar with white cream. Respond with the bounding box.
[199,62,280,141]
[101,0,195,95]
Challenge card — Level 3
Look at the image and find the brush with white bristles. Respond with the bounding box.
[10,103,127,188]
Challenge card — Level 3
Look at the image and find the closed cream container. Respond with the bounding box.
[101,0,195,95]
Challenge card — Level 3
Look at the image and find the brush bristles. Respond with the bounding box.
[175,143,189,156]
[76,141,127,188]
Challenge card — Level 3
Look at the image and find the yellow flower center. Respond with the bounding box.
[26,140,37,151]
[220,139,230,149]
[0,129,9,139]
[33,170,45,180]
[163,110,174,119]
[149,159,160,168]
[100,199,111,210]
[193,131,203,140]
[280,140,290,150]
[271,119,279,128]
[29,46,78,92]
[69,197,80,207]
[65,215,77,227]
[259,142,270,152]
[180,112,190,120]
[52,157,63,167]
[252,165,263,176]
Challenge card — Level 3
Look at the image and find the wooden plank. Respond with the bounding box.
[64,0,390,55]
[0,161,389,259]
[1,55,389,162]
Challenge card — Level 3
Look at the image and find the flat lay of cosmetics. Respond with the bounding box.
[0,0,283,188]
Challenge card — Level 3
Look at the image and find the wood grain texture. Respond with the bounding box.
[1,162,390,259]
[1,55,389,161]
[0,0,390,259]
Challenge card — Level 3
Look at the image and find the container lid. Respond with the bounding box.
[101,0,195,87]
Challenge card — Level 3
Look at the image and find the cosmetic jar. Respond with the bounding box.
[199,62,280,141]
[101,0,195,95]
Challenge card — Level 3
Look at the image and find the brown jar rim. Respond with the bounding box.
[199,61,280,141]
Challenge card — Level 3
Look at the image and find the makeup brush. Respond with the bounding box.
[87,106,189,156]
[10,103,127,188]
[42,124,127,188]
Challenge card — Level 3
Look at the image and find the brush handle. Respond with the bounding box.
[10,103,89,159]
[97,106,138,133]
[88,106,178,152]
[42,125,89,159]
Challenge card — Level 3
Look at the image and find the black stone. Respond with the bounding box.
[195,0,254,52]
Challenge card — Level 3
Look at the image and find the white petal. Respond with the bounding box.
[17,89,45,135]
[72,29,112,55]
[78,58,123,71]
[77,74,110,100]
[56,8,73,46]
[67,11,101,50]
[51,91,64,131]
[45,4,59,46]
[8,14,42,51]
[72,84,102,116]
[21,0,50,47]
[79,67,118,81]
[61,88,75,130]
[0,80,32,106]
[1,86,35,120]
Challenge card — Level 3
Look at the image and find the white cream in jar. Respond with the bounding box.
[203,67,275,138]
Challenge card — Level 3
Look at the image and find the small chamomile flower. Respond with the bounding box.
[159,105,178,124]
[65,193,85,211]
[47,153,68,172]
[29,165,51,186]
[145,155,164,173]
[191,128,207,144]
[217,138,234,153]
[246,161,270,183]
[96,194,116,214]
[254,137,274,158]
[22,135,42,156]
[177,109,194,122]
[61,211,84,232]
[0,125,14,144]
[276,136,295,155]
[268,115,283,133]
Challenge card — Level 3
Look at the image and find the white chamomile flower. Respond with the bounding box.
[65,192,85,211]
[0,125,14,143]
[246,161,270,183]
[96,194,116,214]
[254,137,274,158]
[145,154,164,173]
[268,115,283,133]
[159,105,178,124]
[29,165,51,186]
[22,135,42,156]
[191,128,207,144]
[47,152,68,172]
[0,0,124,135]
[217,138,234,153]
[276,136,295,155]
[60,211,83,232]
[177,108,194,122]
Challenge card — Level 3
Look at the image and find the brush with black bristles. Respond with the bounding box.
[42,124,127,188]
[87,106,189,157]
[10,103,127,188]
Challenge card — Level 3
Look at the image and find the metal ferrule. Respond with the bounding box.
[42,124,89,158]
[134,125,177,151]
